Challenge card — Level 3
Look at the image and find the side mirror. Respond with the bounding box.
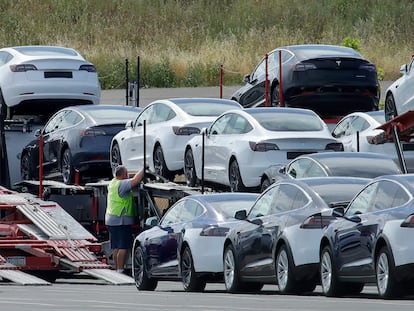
[243,74,250,83]
[145,216,158,228]
[234,209,247,220]
[34,128,42,137]
[400,64,408,75]
[125,120,133,129]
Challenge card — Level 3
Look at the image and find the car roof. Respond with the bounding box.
[279,44,363,59]
[244,107,318,116]
[301,151,394,161]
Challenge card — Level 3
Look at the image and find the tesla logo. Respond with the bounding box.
[336,60,341,67]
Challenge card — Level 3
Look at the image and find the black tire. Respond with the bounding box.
[223,244,244,293]
[271,84,280,107]
[61,148,75,184]
[229,160,246,192]
[21,152,37,180]
[276,244,300,294]
[133,246,158,291]
[110,142,122,174]
[184,149,199,187]
[320,246,345,297]
[385,93,397,121]
[342,282,365,296]
[153,145,174,180]
[260,177,271,192]
[376,246,401,299]
[181,247,206,292]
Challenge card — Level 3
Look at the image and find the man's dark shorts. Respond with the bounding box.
[107,225,133,249]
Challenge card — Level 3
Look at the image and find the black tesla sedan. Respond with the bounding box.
[231,44,380,119]
[20,104,141,184]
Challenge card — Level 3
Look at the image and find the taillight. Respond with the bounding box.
[401,214,414,228]
[293,63,317,71]
[300,215,336,229]
[249,141,279,152]
[79,64,97,72]
[173,126,200,135]
[359,63,377,72]
[10,64,37,72]
[366,132,387,145]
[200,226,229,237]
[81,128,106,136]
[325,142,344,151]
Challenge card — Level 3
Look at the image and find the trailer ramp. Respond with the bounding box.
[0,256,50,285]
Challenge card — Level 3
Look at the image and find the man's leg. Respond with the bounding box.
[112,249,119,270]
[116,249,128,271]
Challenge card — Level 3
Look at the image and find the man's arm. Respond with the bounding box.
[129,169,144,188]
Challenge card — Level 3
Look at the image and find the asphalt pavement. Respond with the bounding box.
[101,81,393,107]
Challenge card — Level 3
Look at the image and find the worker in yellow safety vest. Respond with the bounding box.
[105,165,144,274]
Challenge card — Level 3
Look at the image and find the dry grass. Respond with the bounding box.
[1,0,412,87]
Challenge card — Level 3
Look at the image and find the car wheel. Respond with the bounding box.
[133,246,158,291]
[184,149,199,187]
[61,148,75,184]
[320,246,344,297]
[276,244,300,294]
[181,247,206,292]
[110,142,122,173]
[223,244,244,293]
[271,84,280,107]
[376,246,401,299]
[260,177,271,192]
[21,153,36,180]
[229,160,245,192]
[385,93,397,121]
[154,145,173,180]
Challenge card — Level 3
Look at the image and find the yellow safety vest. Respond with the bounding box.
[107,179,135,217]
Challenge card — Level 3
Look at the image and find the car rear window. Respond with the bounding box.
[253,112,324,131]
[14,46,78,56]
[86,108,138,121]
[177,102,240,116]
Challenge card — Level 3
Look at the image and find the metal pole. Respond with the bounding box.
[143,120,147,183]
[137,56,140,107]
[265,53,269,107]
[125,58,129,106]
[392,123,408,174]
[201,131,205,194]
[220,64,223,99]
[0,102,10,188]
[39,133,43,199]
[356,131,360,152]
[279,50,283,106]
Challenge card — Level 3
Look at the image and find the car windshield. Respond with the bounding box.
[86,109,138,122]
[210,200,255,218]
[177,102,239,117]
[14,46,78,56]
[253,112,323,131]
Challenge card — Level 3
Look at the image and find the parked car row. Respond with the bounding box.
[132,172,414,299]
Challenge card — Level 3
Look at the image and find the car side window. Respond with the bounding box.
[62,110,82,128]
[248,185,278,219]
[290,186,310,210]
[0,51,13,66]
[135,105,153,127]
[161,201,184,225]
[332,117,351,138]
[305,161,326,177]
[43,111,65,134]
[251,59,266,82]
[346,182,378,215]
[349,116,369,133]
[287,159,312,178]
[181,200,205,222]
[209,114,232,135]
[271,184,300,213]
[371,181,410,211]
[153,104,175,122]
[226,115,252,134]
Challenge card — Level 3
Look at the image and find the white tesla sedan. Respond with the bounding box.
[0,45,100,111]
[184,107,344,192]
[331,110,414,172]
[110,98,242,180]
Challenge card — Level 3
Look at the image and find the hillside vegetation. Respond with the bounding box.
[1,0,412,89]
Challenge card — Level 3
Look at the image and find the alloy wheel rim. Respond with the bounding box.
[184,151,194,183]
[229,164,238,191]
[154,148,163,175]
[62,152,71,182]
[134,250,144,286]
[277,249,288,291]
[321,251,332,294]
[224,250,235,290]
[182,250,192,287]
[111,145,121,167]
[377,252,389,295]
